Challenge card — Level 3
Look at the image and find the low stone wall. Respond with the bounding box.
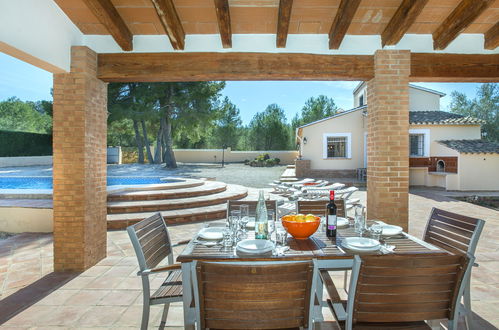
[295,159,356,178]
[174,148,299,165]
[0,156,53,167]
[0,207,53,233]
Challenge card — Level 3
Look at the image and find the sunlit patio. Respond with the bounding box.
[1,190,499,329]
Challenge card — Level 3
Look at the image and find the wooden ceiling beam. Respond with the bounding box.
[150,0,185,50]
[411,53,499,82]
[276,0,293,48]
[82,0,133,51]
[214,0,232,48]
[433,0,494,50]
[381,0,429,47]
[484,22,499,50]
[328,0,361,49]
[97,52,374,82]
[98,52,499,83]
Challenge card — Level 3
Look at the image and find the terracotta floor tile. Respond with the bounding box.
[65,289,111,306]
[35,289,78,305]
[84,276,125,290]
[80,265,112,277]
[102,265,136,277]
[97,289,140,306]
[60,276,95,290]
[76,306,126,326]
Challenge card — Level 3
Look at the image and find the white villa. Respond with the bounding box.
[296,83,499,191]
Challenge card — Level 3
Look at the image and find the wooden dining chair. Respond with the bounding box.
[297,199,346,218]
[127,213,185,330]
[227,199,278,218]
[423,207,485,329]
[193,261,315,329]
[321,253,473,330]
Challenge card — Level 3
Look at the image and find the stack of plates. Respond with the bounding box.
[341,237,380,252]
[370,224,403,236]
[198,227,224,240]
[236,239,274,254]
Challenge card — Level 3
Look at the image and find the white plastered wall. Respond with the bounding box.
[409,88,441,111]
[300,109,366,170]
[458,153,499,191]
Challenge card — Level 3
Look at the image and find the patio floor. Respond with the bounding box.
[1,189,499,329]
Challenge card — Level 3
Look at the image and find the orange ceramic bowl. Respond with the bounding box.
[281,215,321,240]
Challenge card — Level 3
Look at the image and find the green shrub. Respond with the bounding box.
[0,130,52,157]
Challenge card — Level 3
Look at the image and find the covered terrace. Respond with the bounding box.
[0,0,498,328]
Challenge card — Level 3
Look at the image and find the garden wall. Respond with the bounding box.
[174,148,299,165]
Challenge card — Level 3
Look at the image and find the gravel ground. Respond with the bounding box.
[0,163,286,189]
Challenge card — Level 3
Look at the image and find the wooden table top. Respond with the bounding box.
[176,223,447,263]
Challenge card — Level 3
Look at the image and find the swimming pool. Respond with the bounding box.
[0,176,177,189]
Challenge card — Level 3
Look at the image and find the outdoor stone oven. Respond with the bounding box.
[436,160,445,172]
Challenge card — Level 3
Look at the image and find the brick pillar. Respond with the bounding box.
[52,46,108,271]
[366,50,410,231]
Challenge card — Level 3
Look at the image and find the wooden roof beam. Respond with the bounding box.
[381,0,429,47]
[82,0,133,51]
[433,0,494,50]
[328,0,361,49]
[214,0,232,48]
[151,0,185,50]
[276,0,293,48]
[484,22,499,50]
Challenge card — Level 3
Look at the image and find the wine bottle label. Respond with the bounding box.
[327,215,337,230]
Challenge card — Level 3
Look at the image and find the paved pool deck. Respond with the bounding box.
[1,189,499,329]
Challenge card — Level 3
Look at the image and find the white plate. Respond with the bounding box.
[246,221,255,229]
[236,239,274,254]
[198,227,224,240]
[337,217,349,228]
[342,242,381,252]
[342,237,380,250]
[371,224,403,236]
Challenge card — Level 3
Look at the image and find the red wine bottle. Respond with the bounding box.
[326,190,337,239]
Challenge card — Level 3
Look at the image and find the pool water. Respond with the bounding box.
[0,177,176,189]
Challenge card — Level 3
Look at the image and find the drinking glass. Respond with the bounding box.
[239,205,250,238]
[369,226,383,241]
[222,227,233,252]
[354,205,365,234]
[276,229,288,246]
[268,210,276,240]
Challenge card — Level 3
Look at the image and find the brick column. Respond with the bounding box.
[52,46,108,271]
[366,50,410,231]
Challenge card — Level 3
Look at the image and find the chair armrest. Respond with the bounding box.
[172,239,191,247]
[139,263,182,276]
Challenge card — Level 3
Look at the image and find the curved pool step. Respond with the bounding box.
[107,184,246,214]
[107,181,227,201]
[107,203,229,229]
[107,178,205,194]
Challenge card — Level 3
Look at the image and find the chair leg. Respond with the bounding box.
[141,302,150,330]
[160,302,170,325]
[343,270,349,294]
[463,274,472,330]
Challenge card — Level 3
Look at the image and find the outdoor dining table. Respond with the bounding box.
[176,222,448,329]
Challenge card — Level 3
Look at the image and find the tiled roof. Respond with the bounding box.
[438,140,499,154]
[410,111,484,125]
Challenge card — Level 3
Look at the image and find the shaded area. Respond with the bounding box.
[0,272,78,325]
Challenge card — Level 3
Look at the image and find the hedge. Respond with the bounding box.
[0,130,52,157]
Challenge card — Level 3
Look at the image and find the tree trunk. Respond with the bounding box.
[133,119,145,164]
[141,120,154,163]
[153,121,163,164]
[162,115,177,168]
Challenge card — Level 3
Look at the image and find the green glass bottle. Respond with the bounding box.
[255,190,268,239]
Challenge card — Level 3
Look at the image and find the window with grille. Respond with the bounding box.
[327,136,347,158]
[410,134,425,156]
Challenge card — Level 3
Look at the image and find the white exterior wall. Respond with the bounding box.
[458,153,499,191]
[300,109,366,170]
[409,88,441,111]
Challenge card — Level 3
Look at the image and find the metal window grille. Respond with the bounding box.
[327,137,347,158]
[410,134,424,156]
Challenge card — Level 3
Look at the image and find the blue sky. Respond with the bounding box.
[0,52,484,125]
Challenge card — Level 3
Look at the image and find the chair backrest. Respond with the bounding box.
[227,200,278,218]
[297,199,346,218]
[348,254,471,326]
[195,261,314,329]
[127,212,173,272]
[424,207,485,255]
